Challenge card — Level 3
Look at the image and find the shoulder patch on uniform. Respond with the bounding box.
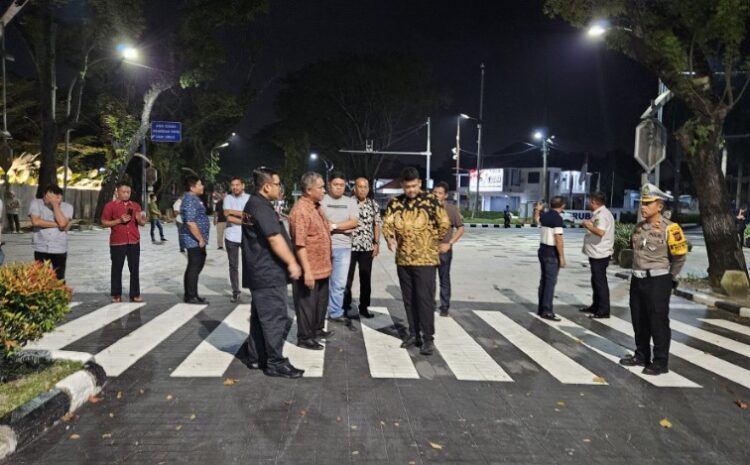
[667,223,688,256]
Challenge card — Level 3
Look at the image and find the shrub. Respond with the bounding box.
[0,261,72,359]
[613,223,635,263]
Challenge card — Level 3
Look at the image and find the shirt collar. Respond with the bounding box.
[593,205,605,215]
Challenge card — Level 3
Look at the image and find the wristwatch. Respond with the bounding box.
[330,223,337,232]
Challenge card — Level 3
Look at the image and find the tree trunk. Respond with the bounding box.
[676,118,748,286]
[34,1,59,198]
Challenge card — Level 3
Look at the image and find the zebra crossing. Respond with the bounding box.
[25,298,750,391]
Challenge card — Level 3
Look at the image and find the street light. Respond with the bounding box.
[532,129,555,204]
[456,113,480,206]
[309,152,333,184]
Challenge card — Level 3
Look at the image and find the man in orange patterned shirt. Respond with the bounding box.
[289,171,335,350]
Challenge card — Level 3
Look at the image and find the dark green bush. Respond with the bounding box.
[613,223,635,264]
[0,262,72,359]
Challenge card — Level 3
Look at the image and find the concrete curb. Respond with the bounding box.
[0,354,105,460]
[607,269,750,318]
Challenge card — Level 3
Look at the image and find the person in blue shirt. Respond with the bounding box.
[537,196,567,321]
[180,175,211,304]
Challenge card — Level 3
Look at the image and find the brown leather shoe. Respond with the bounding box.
[130,296,144,303]
[111,296,122,303]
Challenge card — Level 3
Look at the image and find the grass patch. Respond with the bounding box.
[0,359,83,418]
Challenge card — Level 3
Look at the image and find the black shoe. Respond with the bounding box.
[439,309,449,317]
[345,318,357,332]
[296,339,324,350]
[184,297,208,304]
[619,354,647,367]
[264,364,303,379]
[642,365,668,376]
[359,309,374,319]
[161,238,168,241]
[400,336,417,348]
[419,340,434,356]
[540,313,561,322]
[588,313,610,319]
[152,240,157,244]
[196,296,207,303]
[230,292,240,303]
[316,329,335,338]
[578,306,594,314]
[328,316,347,324]
[415,336,423,348]
[218,246,223,250]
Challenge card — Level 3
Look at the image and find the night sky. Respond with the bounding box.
[235,0,658,170]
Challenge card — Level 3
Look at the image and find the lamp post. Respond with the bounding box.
[454,114,473,204]
[533,130,554,204]
[310,152,333,184]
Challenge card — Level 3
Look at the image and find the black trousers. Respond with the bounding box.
[589,257,610,316]
[225,240,241,295]
[397,265,437,341]
[184,246,206,300]
[630,275,672,368]
[292,278,329,342]
[7,214,19,232]
[110,243,141,298]
[437,250,453,311]
[247,285,292,369]
[343,250,373,313]
[34,252,67,281]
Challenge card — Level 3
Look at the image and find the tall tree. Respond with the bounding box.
[14,0,145,197]
[545,0,750,285]
[274,53,448,180]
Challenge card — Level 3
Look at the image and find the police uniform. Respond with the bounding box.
[620,184,687,375]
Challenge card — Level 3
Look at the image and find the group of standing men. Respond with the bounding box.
[241,166,463,378]
[535,184,687,376]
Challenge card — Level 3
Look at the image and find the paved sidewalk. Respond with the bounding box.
[1,227,749,465]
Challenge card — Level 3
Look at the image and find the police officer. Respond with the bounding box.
[619,183,687,375]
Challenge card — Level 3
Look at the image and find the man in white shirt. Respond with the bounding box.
[222,177,251,302]
[580,191,615,319]
[29,184,74,280]
[173,196,184,253]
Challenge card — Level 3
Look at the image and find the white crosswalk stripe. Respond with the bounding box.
[533,313,700,388]
[594,316,750,390]
[23,300,750,388]
[434,315,513,382]
[96,303,206,377]
[171,304,250,377]
[361,307,419,379]
[26,302,146,351]
[475,310,604,385]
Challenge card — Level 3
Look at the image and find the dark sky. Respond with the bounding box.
[236,0,658,168]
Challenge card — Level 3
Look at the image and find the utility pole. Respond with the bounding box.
[472,63,485,217]
[426,117,432,188]
[541,136,549,203]
[455,116,461,204]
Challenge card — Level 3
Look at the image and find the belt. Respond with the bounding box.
[632,269,670,279]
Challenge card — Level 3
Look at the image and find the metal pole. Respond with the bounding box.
[722,146,728,176]
[1,21,6,135]
[473,63,485,216]
[426,117,431,188]
[455,116,461,203]
[654,79,666,187]
[541,138,549,203]
[142,137,148,208]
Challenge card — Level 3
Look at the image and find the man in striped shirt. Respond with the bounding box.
[537,196,567,321]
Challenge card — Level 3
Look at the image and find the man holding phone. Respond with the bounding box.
[101,182,147,302]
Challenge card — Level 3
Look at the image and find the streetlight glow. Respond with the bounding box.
[460,113,471,119]
[587,23,607,37]
[533,130,544,141]
[310,152,318,160]
[231,132,236,137]
[120,45,139,60]
[217,142,229,148]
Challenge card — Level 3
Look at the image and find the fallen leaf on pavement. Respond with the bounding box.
[189,414,197,420]
[352,451,359,455]
[583,438,591,443]
[139,389,145,395]
[108,413,115,418]
[175,425,182,431]
[429,441,444,450]
[735,400,748,409]
[394,422,400,427]
[556,401,565,406]
[659,418,673,428]
[592,376,606,384]
[223,378,238,386]
[116,391,123,399]
[101,433,112,439]
[88,395,103,403]
[351,425,358,430]
[70,434,80,440]
[299,410,307,417]
[165,394,174,401]
[62,413,75,422]
[336,416,342,422]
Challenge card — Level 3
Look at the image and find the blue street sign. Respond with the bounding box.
[151,121,182,143]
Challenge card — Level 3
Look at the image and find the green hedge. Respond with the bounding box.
[0,262,72,359]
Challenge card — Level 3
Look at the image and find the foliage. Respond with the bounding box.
[272,53,449,180]
[0,262,73,359]
[613,222,636,263]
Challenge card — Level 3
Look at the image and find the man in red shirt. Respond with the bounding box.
[101,182,147,302]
